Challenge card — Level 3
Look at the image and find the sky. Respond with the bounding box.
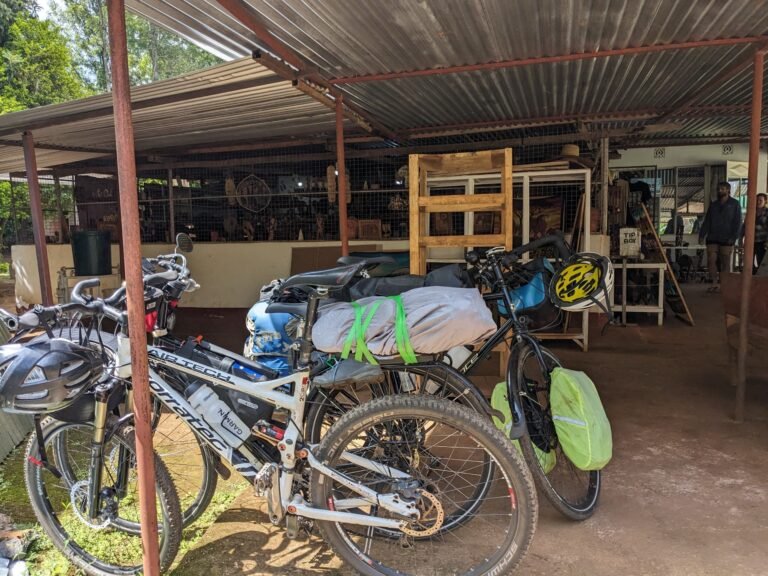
[35,0,56,19]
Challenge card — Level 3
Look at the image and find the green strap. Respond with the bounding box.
[355,301,382,364]
[341,301,382,365]
[340,303,363,360]
[389,295,418,364]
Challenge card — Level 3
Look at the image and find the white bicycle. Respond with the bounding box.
[15,265,538,575]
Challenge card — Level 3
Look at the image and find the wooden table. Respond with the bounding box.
[613,259,667,326]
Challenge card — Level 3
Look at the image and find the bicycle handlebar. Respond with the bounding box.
[500,232,572,267]
[70,279,126,324]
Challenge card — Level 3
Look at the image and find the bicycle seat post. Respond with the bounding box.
[297,288,326,368]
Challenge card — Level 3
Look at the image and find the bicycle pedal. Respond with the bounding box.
[253,463,277,496]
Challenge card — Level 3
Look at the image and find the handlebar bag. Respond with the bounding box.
[498,258,559,329]
[550,367,612,470]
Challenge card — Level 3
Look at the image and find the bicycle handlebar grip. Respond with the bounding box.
[0,309,19,332]
[104,285,126,307]
[70,278,101,305]
[18,310,41,329]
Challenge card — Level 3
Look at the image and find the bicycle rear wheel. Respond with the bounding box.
[305,363,494,531]
[310,395,537,576]
[509,343,600,520]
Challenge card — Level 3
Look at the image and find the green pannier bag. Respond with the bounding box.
[490,382,556,474]
[550,367,612,471]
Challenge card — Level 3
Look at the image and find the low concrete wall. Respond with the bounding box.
[12,240,409,309]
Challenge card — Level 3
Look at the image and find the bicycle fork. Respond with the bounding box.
[86,384,111,520]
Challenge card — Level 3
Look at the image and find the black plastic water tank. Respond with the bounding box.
[71,230,111,276]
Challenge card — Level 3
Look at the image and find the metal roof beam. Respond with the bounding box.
[0,75,280,138]
[329,36,768,84]
[0,139,113,155]
[215,0,398,140]
[653,42,768,124]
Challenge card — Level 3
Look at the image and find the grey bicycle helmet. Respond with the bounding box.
[0,338,104,414]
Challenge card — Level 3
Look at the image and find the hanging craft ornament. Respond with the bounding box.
[236,174,272,213]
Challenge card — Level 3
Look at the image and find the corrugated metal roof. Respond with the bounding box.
[4,0,768,175]
[0,58,350,173]
[130,0,768,74]
[124,0,768,144]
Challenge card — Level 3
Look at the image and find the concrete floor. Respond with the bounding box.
[171,285,768,576]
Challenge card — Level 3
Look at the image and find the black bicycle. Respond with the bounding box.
[454,234,602,520]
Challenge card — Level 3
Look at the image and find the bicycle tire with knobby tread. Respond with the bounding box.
[24,420,183,575]
[309,394,538,576]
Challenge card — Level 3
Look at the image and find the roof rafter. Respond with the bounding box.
[329,36,768,84]
[215,0,398,140]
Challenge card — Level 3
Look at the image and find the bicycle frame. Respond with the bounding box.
[115,334,419,531]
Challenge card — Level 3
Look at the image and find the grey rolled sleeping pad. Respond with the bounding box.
[313,286,497,358]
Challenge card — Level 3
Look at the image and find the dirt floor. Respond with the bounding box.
[173,285,768,576]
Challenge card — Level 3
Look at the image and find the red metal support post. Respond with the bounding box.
[105,0,161,572]
[22,131,54,306]
[735,49,765,423]
[336,95,349,256]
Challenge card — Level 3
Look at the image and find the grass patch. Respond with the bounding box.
[0,441,248,575]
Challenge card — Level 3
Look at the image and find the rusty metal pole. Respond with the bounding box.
[168,168,175,243]
[22,131,54,305]
[735,50,765,423]
[106,0,160,572]
[336,94,349,256]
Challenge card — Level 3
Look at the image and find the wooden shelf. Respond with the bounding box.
[420,234,506,247]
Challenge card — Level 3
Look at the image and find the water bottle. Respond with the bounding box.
[187,384,250,448]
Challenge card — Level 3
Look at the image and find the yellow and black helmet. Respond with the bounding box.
[550,254,614,312]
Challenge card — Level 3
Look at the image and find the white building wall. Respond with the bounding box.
[12,240,409,308]
[610,143,768,198]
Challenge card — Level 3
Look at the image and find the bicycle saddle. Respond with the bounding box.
[265,301,306,316]
[280,264,362,292]
[313,359,384,390]
[336,255,395,266]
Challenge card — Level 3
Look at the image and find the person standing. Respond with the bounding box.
[699,181,742,291]
[744,192,768,274]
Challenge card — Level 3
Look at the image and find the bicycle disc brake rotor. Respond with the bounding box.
[400,489,444,537]
[70,480,110,529]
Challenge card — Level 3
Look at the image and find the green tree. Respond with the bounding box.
[0,15,89,113]
[0,0,35,44]
[52,0,220,92]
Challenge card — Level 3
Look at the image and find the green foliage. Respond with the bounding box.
[52,0,220,91]
[0,15,90,112]
[0,0,35,45]
[0,1,221,114]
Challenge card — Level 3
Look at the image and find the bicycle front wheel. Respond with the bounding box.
[25,419,183,575]
[310,395,537,576]
[509,343,601,520]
